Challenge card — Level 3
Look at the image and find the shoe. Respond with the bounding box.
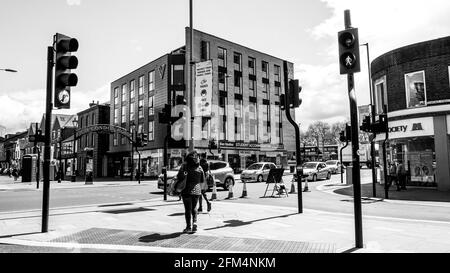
[183,227,192,233]
[192,224,198,232]
[198,208,203,212]
[207,203,211,212]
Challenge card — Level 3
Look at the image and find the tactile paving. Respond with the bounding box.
[50,227,335,253]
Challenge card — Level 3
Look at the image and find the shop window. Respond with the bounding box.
[405,71,427,108]
[374,76,387,114]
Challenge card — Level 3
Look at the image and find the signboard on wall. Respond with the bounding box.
[194,60,213,117]
[374,117,434,141]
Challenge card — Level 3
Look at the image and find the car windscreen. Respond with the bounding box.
[303,163,317,169]
[210,162,227,170]
[247,164,263,170]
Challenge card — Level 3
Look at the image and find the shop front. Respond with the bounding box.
[375,116,438,187]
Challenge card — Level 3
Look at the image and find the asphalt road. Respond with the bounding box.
[1,169,450,223]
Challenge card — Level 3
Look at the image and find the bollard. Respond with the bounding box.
[240,180,248,198]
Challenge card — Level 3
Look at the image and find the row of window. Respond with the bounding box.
[212,44,282,98]
[112,121,154,147]
[374,67,450,113]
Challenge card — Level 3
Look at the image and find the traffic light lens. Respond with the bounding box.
[57,73,78,86]
[340,53,357,69]
[57,38,79,52]
[58,56,78,69]
[339,32,355,48]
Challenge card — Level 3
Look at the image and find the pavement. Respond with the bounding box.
[1,172,450,253]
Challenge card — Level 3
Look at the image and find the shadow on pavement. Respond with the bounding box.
[138,232,183,243]
[335,182,450,202]
[203,213,298,231]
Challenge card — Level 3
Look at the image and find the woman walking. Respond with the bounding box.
[176,150,205,234]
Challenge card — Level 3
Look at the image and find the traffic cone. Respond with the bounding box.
[240,181,248,198]
[210,176,217,201]
[303,178,310,192]
[289,178,296,194]
[225,183,234,199]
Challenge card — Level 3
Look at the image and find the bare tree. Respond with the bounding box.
[307,121,331,160]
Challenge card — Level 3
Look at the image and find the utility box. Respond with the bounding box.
[346,165,353,185]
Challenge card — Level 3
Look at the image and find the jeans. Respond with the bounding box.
[182,194,200,228]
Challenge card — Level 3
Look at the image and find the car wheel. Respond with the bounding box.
[257,175,263,183]
[312,174,317,182]
[326,172,331,180]
[223,177,234,190]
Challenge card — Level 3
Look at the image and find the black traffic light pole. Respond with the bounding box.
[382,105,390,199]
[283,60,302,214]
[42,46,54,233]
[343,10,363,248]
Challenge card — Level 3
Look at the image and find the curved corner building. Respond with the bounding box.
[371,36,450,191]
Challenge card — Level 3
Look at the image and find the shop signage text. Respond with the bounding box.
[389,123,424,133]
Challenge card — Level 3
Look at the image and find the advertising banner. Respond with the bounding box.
[194,60,213,117]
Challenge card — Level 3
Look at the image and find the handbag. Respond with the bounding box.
[172,169,187,195]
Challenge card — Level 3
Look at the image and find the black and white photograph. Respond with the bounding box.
[1,0,450,266]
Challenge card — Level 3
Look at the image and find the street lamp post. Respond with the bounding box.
[188,0,195,152]
[72,118,77,182]
[361,43,377,197]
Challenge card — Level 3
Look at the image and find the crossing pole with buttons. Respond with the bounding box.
[338,9,363,249]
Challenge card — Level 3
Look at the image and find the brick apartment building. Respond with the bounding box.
[109,28,296,177]
[371,36,450,190]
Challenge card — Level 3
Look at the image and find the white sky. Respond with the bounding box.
[1,0,450,134]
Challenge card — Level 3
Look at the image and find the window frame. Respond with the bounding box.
[404,70,427,108]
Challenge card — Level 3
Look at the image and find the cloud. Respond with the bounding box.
[297,0,450,129]
[0,84,110,134]
[67,0,81,6]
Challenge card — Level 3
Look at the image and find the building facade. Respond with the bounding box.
[76,102,110,178]
[109,28,296,177]
[371,36,450,190]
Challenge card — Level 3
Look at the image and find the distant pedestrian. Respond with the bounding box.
[12,167,18,181]
[198,154,212,213]
[397,161,407,190]
[7,167,11,178]
[176,150,204,234]
[389,161,400,191]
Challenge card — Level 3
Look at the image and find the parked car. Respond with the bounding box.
[302,162,332,181]
[157,160,235,192]
[240,162,277,183]
[325,160,343,174]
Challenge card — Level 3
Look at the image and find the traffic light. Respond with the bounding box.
[141,133,148,147]
[339,124,352,143]
[338,28,360,75]
[287,79,302,108]
[360,115,372,133]
[372,113,388,134]
[339,131,346,142]
[158,104,171,124]
[54,33,79,109]
[135,132,142,147]
[280,94,286,111]
[345,124,352,142]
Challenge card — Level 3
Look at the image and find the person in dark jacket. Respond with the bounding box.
[198,154,211,212]
[177,150,204,234]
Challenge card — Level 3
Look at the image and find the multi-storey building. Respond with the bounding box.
[371,36,450,190]
[109,28,296,177]
[75,102,110,178]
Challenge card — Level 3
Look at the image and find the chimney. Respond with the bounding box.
[89,100,96,107]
